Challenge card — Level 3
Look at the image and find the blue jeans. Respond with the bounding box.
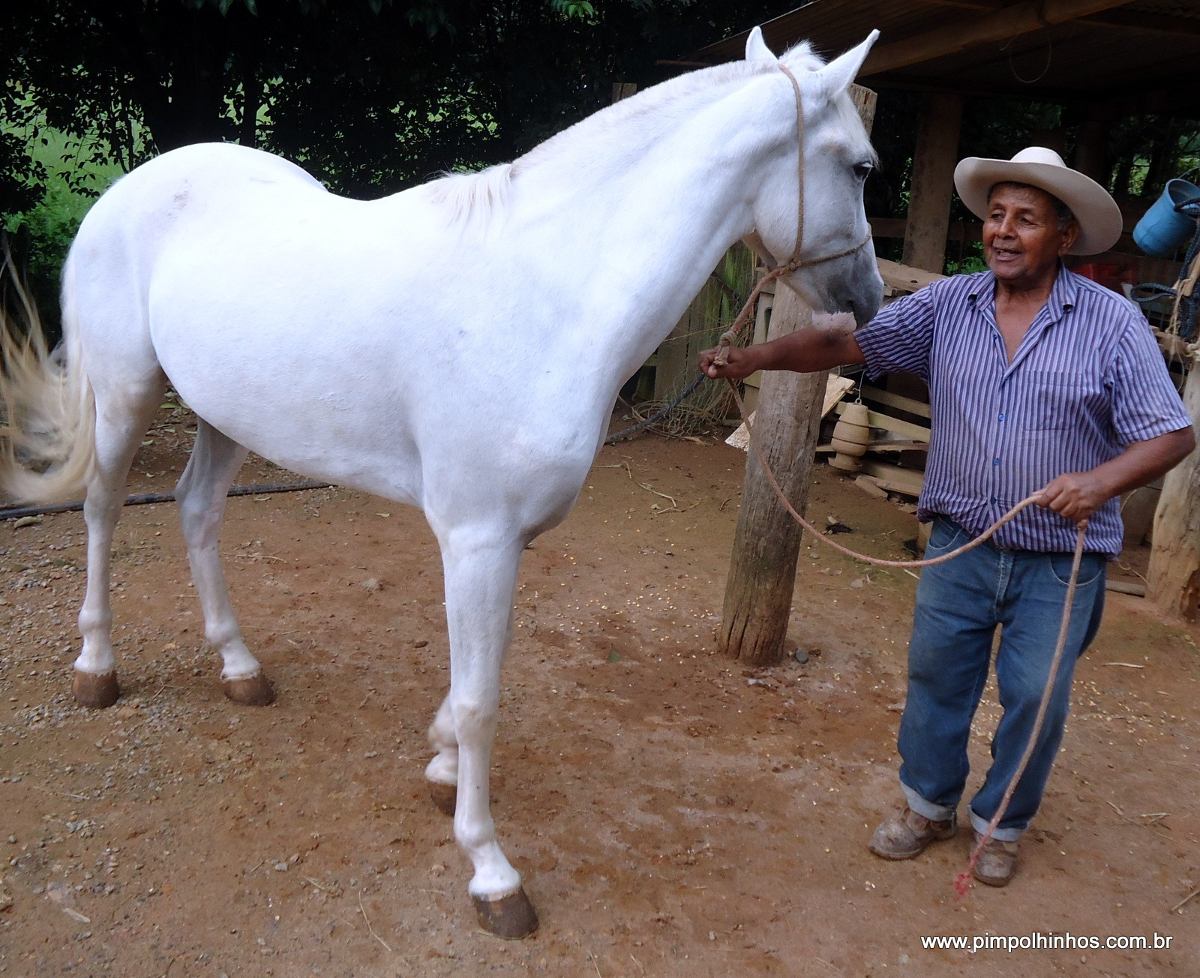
[897,517,1107,842]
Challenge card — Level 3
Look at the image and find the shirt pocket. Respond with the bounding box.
[1024,371,1089,432]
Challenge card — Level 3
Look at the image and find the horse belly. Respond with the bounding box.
[148,264,425,503]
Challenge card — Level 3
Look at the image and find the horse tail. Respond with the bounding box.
[0,246,96,505]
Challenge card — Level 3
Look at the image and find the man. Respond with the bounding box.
[700,147,1195,886]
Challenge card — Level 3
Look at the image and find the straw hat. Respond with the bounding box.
[953,147,1123,256]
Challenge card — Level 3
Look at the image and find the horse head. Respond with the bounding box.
[742,28,884,327]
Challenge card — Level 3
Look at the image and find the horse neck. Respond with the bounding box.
[507,70,795,386]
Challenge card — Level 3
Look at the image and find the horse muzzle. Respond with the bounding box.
[784,246,883,327]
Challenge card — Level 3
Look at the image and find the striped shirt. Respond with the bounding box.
[853,265,1191,555]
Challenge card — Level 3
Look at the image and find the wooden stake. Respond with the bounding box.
[1148,357,1200,621]
[719,287,827,666]
[718,83,876,667]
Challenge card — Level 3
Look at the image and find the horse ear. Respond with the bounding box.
[745,26,777,64]
[816,29,880,94]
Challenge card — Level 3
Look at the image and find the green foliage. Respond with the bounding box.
[943,250,988,277]
[2,124,124,334]
[5,187,80,338]
[551,0,597,21]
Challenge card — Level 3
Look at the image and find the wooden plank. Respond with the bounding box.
[862,0,1136,76]
[728,371,854,451]
[876,258,947,295]
[816,441,929,455]
[860,459,926,497]
[1082,8,1200,37]
[653,275,722,401]
[872,218,979,244]
[921,0,1200,35]
[1106,579,1147,597]
[823,376,856,416]
[834,401,931,442]
[863,440,930,453]
[861,383,932,419]
[653,314,692,402]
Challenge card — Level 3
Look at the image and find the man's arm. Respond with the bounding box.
[1038,426,1197,522]
[698,326,866,380]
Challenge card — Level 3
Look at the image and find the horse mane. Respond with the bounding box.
[424,41,827,229]
[424,164,515,227]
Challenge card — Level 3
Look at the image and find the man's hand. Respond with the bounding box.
[698,344,759,380]
[698,324,865,379]
[1036,471,1108,523]
[1036,428,1195,525]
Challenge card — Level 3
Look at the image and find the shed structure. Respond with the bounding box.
[684,1,1200,652]
[691,0,1200,276]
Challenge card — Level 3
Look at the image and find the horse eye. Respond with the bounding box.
[853,161,873,180]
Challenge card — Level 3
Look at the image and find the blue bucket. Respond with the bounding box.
[1133,178,1200,256]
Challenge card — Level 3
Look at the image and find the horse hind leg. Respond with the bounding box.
[438,530,538,939]
[176,420,273,705]
[74,380,166,707]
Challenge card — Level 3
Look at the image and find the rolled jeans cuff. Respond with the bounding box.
[970,809,1023,843]
[901,780,955,823]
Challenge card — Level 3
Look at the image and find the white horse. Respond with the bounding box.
[0,28,882,936]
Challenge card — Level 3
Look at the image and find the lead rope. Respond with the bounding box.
[715,59,1085,889]
[713,63,1086,892]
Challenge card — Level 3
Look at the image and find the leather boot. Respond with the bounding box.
[869,806,957,860]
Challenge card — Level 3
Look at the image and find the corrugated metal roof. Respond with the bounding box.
[690,0,1200,111]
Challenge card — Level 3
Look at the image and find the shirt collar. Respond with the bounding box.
[1049,261,1080,315]
[966,262,1079,319]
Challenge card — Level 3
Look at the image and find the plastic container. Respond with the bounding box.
[1133,178,1200,256]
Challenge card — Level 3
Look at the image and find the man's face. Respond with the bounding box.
[982,183,1077,289]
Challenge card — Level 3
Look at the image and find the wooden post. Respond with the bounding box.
[901,92,963,274]
[719,287,827,665]
[1148,359,1200,621]
[717,84,875,666]
[1072,104,1112,182]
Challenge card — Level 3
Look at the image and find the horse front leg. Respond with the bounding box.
[438,531,538,939]
[424,694,458,815]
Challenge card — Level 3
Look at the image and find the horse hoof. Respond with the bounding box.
[429,781,456,816]
[73,670,120,709]
[222,673,276,706]
[473,887,539,939]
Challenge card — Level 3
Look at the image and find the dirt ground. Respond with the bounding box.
[1,408,1198,978]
